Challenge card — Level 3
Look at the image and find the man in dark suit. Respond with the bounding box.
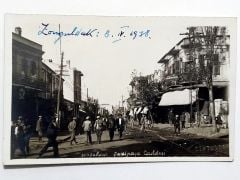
[107,114,116,141]
[38,118,59,158]
[116,114,125,140]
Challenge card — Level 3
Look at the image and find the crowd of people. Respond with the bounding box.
[11,113,131,158]
[11,115,60,158]
[13,109,223,158]
[70,113,127,146]
[169,110,225,135]
[11,116,33,158]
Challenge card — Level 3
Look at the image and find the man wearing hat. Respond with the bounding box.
[116,114,125,140]
[36,115,43,142]
[107,114,116,141]
[174,114,181,135]
[82,116,92,144]
[94,115,103,144]
[38,117,59,158]
[68,117,78,145]
[14,116,26,157]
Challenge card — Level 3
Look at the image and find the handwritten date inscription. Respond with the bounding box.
[38,23,151,44]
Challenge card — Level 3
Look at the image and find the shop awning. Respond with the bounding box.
[136,107,143,114]
[133,107,138,114]
[141,107,149,114]
[159,89,198,106]
[129,109,134,116]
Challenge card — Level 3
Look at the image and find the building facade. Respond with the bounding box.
[12,27,45,124]
[40,62,64,124]
[158,26,229,125]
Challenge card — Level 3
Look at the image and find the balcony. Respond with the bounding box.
[12,72,45,91]
[162,70,204,90]
[181,38,202,49]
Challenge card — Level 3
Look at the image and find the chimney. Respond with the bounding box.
[15,27,22,36]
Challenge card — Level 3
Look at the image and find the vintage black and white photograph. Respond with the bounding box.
[3,15,237,165]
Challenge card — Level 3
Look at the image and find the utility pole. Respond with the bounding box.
[122,95,125,115]
[56,24,63,128]
[56,52,64,127]
[205,27,217,132]
[181,27,196,127]
[121,95,124,107]
[87,88,89,99]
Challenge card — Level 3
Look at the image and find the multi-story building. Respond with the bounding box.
[12,27,45,123]
[158,26,229,124]
[43,59,84,129]
[41,62,63,99]
[40,62,64,122]
[12,27,86,130]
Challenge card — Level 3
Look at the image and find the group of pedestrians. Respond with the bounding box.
[170,111,190,135]
[12,113,128,158]
[11,116,32,158]
[68,114,126,146]
[11,115,59,158]
[139,114,153,133]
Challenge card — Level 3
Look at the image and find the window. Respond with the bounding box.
[30,61,37,76]
[21,59,27,78]
[213,54,220,76]
[183,62,190,73]
[42,69,46,82]
[172,64,175,74]
[213,65,220,76]
[213,54,219,64]
[175,61,180,73]
[199,54,204,68]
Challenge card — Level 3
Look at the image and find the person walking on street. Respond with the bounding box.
[124,115,129,134]
[82,116,92,144]
[146,114,153,129]
[11,120,17,158]
[180,112,186,129]
[130,116,134,128]
[107,114,116,141]
[14,116,26,157]
[140,114,147,132]
[184,112,190,127]
[174,114,181,135]
[38,118,59,158]
[216,113,223,132]
[36,116,43,142]
[168,109,174,125]
[23,119,32,155]
[94,116,103,144]
[116,114,125,140]
[68,117,78,145]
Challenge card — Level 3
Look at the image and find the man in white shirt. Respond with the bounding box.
[82,116,92,144]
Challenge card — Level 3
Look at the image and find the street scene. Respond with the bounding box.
[8,16,231,160]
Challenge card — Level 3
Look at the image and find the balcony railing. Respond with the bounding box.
[162,69,206,90]
[12,72,45,90]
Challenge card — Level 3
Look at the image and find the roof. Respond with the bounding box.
[158,38,185,63]
[42,61,58,74]
[12,32,44,53]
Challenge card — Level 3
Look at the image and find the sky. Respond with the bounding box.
[6,15,234,107]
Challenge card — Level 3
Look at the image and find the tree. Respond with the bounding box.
[129,72,160,107]
[184,26,228,132]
